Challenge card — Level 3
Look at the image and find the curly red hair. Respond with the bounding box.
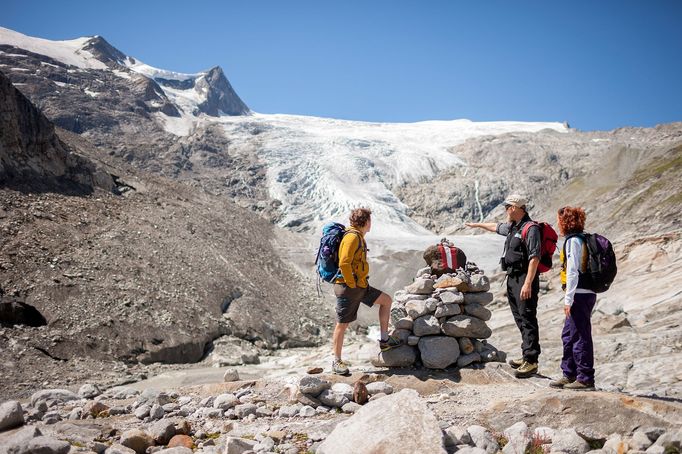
[557,206,586,236]
[349,207,372,228]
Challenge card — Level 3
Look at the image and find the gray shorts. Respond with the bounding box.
[334,284,383,323]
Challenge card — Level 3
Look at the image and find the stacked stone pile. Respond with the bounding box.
[375,262,506,369]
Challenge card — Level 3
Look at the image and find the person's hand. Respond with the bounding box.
[564,305,571,318]
[520,282,532,300]
[465,222,476,228]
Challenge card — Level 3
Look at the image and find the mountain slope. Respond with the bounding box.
[0,70,113,193]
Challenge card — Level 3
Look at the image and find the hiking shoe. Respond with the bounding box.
[549,376,576,389]
[508,357,524,369]
[514,361,538,378]
[331,359,350,375]
[379,335,403,352]
[563,380,595,391]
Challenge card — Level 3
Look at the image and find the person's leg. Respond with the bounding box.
[560,311,578,379]
[517,277,540,363]
[506,275,525,354]
[571,293,597,384]
[333,322,349,359]
[373,292,392,338]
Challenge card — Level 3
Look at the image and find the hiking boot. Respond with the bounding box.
[549,376,576,389]
[379,335,403,352]
[508,357,524,369]
[563,380,595,391]
[331,359,350,375]
[514,361,538,378]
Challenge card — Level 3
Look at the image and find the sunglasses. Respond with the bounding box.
[504,204,513,210]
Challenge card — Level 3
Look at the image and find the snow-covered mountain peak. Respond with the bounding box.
[0,26,107,69]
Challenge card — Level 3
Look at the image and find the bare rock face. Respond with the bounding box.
[195,66,249,116]
[0,71,113,193]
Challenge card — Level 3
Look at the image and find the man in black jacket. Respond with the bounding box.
[465,194,541,378]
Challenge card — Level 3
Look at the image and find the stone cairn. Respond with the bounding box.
[372,241,506,370]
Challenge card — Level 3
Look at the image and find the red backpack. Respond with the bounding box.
[521,221,558,273]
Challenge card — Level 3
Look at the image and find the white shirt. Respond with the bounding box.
[564,236,596,306]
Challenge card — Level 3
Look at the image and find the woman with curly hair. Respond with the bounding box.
[550,206,597,391]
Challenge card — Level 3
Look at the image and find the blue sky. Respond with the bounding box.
[4,0,682,130]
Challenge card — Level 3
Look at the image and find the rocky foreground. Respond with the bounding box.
[1,357,681,454]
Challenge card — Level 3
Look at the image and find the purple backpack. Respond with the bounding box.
[569,233,617,293]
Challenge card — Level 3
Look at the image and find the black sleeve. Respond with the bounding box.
[496,222,510,237]
[525,225,541,259]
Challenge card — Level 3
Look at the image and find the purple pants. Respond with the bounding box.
[561,292,597,383]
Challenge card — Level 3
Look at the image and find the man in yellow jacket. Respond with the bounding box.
[332,207,402,374]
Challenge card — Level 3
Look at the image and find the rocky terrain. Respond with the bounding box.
[0,67,329,400]
[0,25,681,453]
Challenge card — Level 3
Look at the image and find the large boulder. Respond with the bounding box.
[317,389,445,454]
[30,389,79,407]
[442,316,492,338]
[371,345,417,367]
[0,400,24,431]
[418,336,460,369]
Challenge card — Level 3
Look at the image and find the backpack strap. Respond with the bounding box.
[520,221,539,242]
[562,233,584,266]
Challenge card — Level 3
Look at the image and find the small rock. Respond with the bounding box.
[42,410,61,424]
[439,291,464,304]
[105,444,137,454]
[331,383,354,400]
[458,337,474,355]
[342,402,362,413]
[134,404,151,419]
[299,376,331,396]
[318,390,350,408]
[353,381,368,404]
[120,429,154,454]
[254,436,275,452]
[214,393,239,410]
[413,315,442,337]
[467,425,499,454]
[464,302,492,321]
[551,428,591,454]
[225,436,257,453]
[149,404,165,420]
[463,292,494,306]
[279,403,303,418]
[149,419,176,445]
[234,403,257,418]
[78,383,102,399]
[395,317,414,330]
[443,425,471,446]
[307,367,324,374]
[84,401,110,417]
[457,352,481,368]
[168,434,194,449]
[366,382,394,395]
[467,274,490,292]
[223,368,240,382]
[407,335,420,346]
[299,405,316,417]
[405,278,435,295]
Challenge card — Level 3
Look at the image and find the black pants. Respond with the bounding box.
[506,271,541,363]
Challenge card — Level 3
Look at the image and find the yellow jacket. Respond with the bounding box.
[335,227,368,288]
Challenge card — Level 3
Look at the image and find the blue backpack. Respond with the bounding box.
[315,222,361,284]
